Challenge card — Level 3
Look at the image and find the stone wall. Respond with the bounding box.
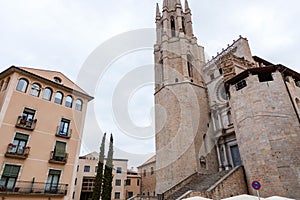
[155,82,210,194]
[187,166,248,200]
[138,161,156,196]
[229,71,300,199]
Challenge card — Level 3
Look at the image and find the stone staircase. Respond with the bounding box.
[165,170,229,200]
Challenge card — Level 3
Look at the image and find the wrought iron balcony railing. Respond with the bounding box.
[49,151,68,165]
[0,180,68,196]
[15,116,37,130]
[5,143,30,159]
[55,126,72,138]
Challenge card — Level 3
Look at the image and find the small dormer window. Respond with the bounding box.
[54,77,62,84]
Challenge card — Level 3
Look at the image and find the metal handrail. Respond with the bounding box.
[16,116,37,130]
[0,180,68,196]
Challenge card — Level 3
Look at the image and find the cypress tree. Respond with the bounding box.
[101,134,114,200]
[91,133,106,200]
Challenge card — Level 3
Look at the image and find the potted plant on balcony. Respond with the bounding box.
[7,143,15,153]
[20,116,27,125]
[24,147,30,157]
[0,186,7,192]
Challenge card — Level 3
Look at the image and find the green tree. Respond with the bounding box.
[91,133,106,200]
[101,134,114,200]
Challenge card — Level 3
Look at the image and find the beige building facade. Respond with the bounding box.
[0,66,93,199]
[155,0,300,199]
[125,169,141,199]
[137,155,156,198]
[74,152,140,200]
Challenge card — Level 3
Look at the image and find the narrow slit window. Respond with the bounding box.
[182,17,186,34]
[187,55,193,77]
[170,16,176,37]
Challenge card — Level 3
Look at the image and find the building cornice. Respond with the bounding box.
[0,66,94,101]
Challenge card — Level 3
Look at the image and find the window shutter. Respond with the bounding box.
[54,142,66,157]
[15,133,29,141]
[3,165,20,177]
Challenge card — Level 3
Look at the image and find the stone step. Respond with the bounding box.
[167,170,229,200]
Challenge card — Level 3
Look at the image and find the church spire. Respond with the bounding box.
[176,0,182,8]
[185,0,191,13]
[163,0,167,10]
[162,0,182,11]
[156,3,161,20]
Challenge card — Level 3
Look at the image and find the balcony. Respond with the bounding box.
[0,180,68,196]
[5,143,30,159]
[55,126,72,139]
[15,116,37,131]
[49,151,68,165]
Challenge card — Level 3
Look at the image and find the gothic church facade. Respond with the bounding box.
[154,0,300,199]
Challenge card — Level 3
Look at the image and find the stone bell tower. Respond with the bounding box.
[154,0,210,195]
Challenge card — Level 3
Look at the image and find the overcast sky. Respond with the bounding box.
[0,0,299,168]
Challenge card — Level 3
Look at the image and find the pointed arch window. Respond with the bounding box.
[16,78,29,93]
[170,16,176,37]
[182,17,186,34]
[65,95,73,108]
[187,54,193,77]
[159,59,164,84]
[54,91,63,105]
[75,99,83,111]
[30,83,41,97]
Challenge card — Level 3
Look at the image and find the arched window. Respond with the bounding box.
[160,59,164,84]
[219,68,223,75]
[182,17,186,34]
[3,77,10,90]
[54,77,62,83]
[54,92,63,104]
[43,87,53,101]
[187,54,193,77]
[75,99,83,111]
[170,16,176,37]
[30,83,41,97]
[65,95,73,108]
[16,78,29,93]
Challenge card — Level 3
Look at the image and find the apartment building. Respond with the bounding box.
[137,155,156,197]
[125,169,141,199]
[0,66,93,199]
[75,152,141,200]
